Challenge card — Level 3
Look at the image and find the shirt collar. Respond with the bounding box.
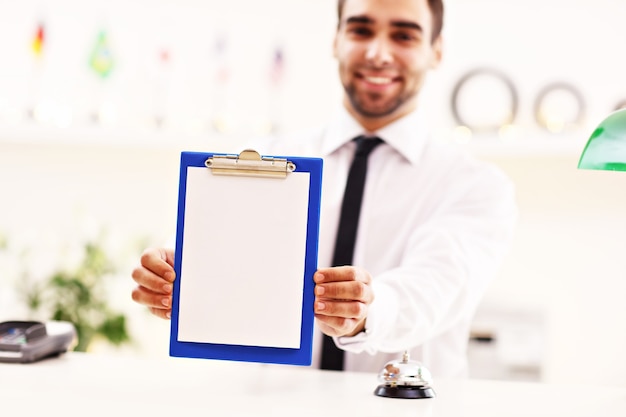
[320,105,430,165]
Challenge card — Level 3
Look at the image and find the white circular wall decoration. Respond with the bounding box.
[533,82,585,133]
[450,67,519,134]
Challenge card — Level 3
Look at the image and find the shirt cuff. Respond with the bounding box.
[335,280,398,354]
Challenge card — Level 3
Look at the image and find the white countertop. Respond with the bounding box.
[2,352,625,416]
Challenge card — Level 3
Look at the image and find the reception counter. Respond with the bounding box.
[2,352,624,416]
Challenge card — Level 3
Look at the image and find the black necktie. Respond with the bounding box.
[320,136,383,371]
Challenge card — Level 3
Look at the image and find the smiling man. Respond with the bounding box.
[131,0,517,378]
[336,0,442,130]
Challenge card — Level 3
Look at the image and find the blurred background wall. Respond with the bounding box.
[1,0,625,386]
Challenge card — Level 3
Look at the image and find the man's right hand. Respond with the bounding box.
[131,247,176,319]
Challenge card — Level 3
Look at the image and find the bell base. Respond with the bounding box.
[374,384,436,399]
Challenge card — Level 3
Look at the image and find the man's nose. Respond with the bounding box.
[365,37,393,66]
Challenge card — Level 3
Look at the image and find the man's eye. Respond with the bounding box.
[394,32,416,42]
[350,27,372,37]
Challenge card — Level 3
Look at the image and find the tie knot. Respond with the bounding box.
[354,136,383,158]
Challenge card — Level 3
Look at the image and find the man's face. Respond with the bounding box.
[334,0,442,127]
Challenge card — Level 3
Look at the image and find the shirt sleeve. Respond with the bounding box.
[336,163,518,354]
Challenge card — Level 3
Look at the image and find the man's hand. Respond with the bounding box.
[314,266,374,337]
[131,247,176,319]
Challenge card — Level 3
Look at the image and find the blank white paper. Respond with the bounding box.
[177,167,311,349]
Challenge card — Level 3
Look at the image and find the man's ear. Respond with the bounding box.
[430,35,443,69]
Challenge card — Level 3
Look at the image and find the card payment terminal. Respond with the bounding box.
[0,320,77,363]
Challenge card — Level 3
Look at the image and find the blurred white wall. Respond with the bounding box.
[1,0,626,386]
[480,154,626,385]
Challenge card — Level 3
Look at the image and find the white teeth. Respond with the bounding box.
[365,76,392,85]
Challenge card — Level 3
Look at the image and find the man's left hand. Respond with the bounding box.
[314,266,374,337]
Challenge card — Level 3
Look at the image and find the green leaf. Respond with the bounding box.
[97,314,130,345]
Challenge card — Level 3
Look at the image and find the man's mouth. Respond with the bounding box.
[364,75,394,85]
[356,71,401,88]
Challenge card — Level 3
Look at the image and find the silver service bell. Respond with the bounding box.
[374,351,436,399]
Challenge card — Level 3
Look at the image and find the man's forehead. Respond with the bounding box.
[341,0,431,30]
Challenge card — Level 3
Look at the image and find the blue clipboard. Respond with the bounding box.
[169,150,323,366]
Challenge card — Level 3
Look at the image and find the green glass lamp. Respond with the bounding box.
[578,109,626,171]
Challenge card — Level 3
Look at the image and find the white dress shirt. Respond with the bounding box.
[253,106,518,378]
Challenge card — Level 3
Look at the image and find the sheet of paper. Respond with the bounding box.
[177,167,311,349]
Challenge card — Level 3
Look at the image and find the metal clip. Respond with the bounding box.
[205,149,296,178]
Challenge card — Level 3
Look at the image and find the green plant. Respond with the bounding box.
[20,240,130,352]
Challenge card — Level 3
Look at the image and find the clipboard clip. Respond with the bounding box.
[205,149,296,178]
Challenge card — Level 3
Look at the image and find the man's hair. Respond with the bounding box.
[336,0,444,43]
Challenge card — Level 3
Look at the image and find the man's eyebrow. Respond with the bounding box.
[391,20,423,32]
[344,16,423,33]
[345,15,375,25]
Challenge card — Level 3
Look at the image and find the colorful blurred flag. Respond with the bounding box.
[159,48,170,65]
[269,47,285,87]
[31,23,45,57]
[89,30,114,79]
[213,36,230,84]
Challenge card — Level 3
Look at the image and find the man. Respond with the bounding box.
[131,0,517,378]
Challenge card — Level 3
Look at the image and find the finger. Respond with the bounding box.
[315,299,367,319]
[314,266,371,285]
[149,307,172,320]
[315,280,373,303]
[315,314,361,337]
[316,318,344,336]
[141,248,176,283]
[161,248,175,268]
[131,265,174,294]
[131,285,173,310]
[131,248,176,293]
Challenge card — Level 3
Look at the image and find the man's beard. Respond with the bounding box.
[345,84,412,119]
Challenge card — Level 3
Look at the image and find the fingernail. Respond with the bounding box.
[315,273,324,283]
[162,297,170,307]
[315,286,325,296]
[163,284,173,293]
[164,271,175,282]
[165,311,171,320]
[316,301,325,311]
